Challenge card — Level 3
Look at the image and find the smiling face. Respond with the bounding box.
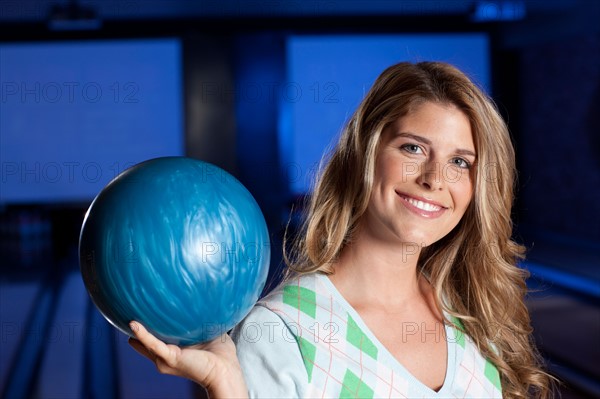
[362,101,476,247]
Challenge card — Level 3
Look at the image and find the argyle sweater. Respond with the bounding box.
[232,273,502,398]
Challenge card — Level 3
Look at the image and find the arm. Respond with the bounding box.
[231,306,308,398]
[129,321,248,398]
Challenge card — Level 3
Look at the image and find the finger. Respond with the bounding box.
[129,321,173,362]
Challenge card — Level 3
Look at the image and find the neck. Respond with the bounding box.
[330,228,425,310]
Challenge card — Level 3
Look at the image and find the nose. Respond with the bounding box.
[416,161,444,191]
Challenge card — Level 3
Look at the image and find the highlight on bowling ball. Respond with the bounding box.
[79,157,270,345]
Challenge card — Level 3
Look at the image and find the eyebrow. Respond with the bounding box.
[394,132,477,158]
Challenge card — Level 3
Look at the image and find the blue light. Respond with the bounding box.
[472,1,526,22]
[524,261,600,298]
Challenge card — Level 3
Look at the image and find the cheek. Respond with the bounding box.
[456,181,474,212]
[401,161,420,182]
[374,156,401,184]
[448,173,474,213]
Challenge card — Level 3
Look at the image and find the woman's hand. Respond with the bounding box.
[128,321,248,398]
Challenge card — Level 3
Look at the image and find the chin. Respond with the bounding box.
[398,234,432,248]
[399,230,448,248]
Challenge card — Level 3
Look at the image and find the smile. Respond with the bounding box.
[396,192,447,218]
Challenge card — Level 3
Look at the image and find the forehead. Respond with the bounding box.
[386,102,475,151]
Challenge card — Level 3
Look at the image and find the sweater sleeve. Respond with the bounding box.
[230,305,308,398]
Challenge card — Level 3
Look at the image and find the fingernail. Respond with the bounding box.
[129,321,137,332]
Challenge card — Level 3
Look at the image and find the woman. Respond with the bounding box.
[129,62,553,398]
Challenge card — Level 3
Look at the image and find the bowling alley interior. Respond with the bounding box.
[1,1,599,398]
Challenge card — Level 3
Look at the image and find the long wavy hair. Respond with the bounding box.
[285,62,553,398]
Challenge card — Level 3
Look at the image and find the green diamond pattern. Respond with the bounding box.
[451,316,466,348]
[484,360,502,391]
[297,336,316,382]
[455,328,465,348]
[339,369,374,398]
[283,285,316,318]
[346,314,378,360]
[451,316,464,330]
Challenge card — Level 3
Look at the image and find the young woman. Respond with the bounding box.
[129,62,553,398]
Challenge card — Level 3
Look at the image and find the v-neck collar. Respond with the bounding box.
[317,272,457,397]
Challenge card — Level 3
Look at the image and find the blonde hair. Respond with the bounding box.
[285,62,553,398]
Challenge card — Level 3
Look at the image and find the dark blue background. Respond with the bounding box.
[0,1,598,398]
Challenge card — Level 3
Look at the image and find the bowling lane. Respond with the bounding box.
[527,288,600,397]
[0,279,42,394]
[35,271,88,398]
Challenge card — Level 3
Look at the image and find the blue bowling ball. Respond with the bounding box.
[79,157,270,345]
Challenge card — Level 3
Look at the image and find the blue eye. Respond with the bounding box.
[401,144,423,154]
[451,157,471,169]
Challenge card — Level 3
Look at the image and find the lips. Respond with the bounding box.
[396,191,448,218]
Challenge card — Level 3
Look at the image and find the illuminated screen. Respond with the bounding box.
[283,34,490,195]
[0,38,183,204]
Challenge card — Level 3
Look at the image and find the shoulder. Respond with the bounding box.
[261,273,320,300]
[231,304,297,347]
[231,291,313,398]
[254,273,336,336]
[232,272,324,344]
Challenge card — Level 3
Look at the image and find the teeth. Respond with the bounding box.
[405,197,441,212]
